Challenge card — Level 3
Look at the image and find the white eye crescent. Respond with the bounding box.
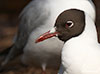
[66,21,74,28]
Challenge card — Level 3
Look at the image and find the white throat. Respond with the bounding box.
[61,13,99,74]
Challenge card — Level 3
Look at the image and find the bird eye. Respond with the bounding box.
[65,21,74,28]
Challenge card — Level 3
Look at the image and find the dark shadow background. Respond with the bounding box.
[0,0,99,74]
[0,0,100,50]
[0,0,31,50]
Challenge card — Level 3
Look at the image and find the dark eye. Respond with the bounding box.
[65,21,74,28]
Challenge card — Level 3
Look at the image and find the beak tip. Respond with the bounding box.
[35,41,38,43]
[35,39,40,43]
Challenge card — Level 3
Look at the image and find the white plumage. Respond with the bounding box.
[61,13,100,74]
[1,0,96,73]
[23,0,96,71]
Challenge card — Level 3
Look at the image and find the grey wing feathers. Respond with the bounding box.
[0,0,50,68]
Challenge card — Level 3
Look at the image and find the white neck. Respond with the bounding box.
[61,13,99,74]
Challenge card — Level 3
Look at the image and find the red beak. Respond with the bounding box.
[35,30,58,43]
